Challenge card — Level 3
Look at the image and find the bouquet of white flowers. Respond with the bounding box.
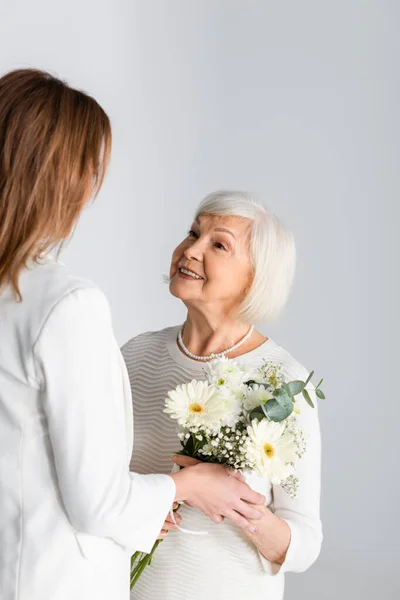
[130,357,325,589]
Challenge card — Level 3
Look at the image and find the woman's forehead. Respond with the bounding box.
[195,213,251,235]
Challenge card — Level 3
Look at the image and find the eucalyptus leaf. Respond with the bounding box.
[261,399,293,422]
[316,378,324,389]
[288,380,305,396]
[315,389,326,400]
[249,407,265,421]
[304,370,314,386]
[302,388,315,408]
[273,387,293,410]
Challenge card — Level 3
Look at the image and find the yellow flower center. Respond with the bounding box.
[263,443,275,458]
[189,403,204,414]
[217,378,225,386]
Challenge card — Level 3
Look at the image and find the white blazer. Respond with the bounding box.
[0,256,176,600]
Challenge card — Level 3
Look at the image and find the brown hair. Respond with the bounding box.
[0,68,112,300]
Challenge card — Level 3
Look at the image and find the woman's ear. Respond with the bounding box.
[243,271,254,296]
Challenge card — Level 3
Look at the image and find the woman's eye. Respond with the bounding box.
[188,230,198,238]
[214,242,227,251]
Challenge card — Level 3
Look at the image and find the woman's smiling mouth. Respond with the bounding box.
[178,267,204,280]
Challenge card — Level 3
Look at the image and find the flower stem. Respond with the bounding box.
[130,539,163,590]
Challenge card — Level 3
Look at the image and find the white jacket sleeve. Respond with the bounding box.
[33,287,176,554]
[260,378,323,575]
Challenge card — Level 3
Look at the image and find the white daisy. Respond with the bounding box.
[164,380,226,431]
[206,357,247,390]
[243,384,274,412]
[217,386,244,427]
[245,418,298,484]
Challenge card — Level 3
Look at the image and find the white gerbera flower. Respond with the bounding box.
[244,384,274,412]
[206,357,247,390]
[164,380,226,431]
[217,386,244,427]
[245,419,298,484]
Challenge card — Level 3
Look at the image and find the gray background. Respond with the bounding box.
[1,1,398,598]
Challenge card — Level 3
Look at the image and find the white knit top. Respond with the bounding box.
[122,326,322,600]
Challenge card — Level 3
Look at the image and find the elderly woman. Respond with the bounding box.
[122,190,322,600]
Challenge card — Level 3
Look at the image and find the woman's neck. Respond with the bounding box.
[180,311,267,359]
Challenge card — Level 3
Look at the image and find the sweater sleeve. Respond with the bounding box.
[33,286,176,554]
[259,368,323,575]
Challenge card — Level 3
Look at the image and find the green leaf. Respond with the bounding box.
[315,389,326,400]
[249,407,265,421]
[180,434,202,459]
[261,399,293,422]
[316,378,324,389]
[273,387,293,410]
[288,380,305,396]
[302,389,315,408]
[304,370,314,386]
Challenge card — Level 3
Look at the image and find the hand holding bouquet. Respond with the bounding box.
[131,356,325,589]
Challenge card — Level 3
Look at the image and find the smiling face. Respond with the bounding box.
[169,214,253,318]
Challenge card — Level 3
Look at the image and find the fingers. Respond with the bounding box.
[225,510,257,533]
[165,512,182,526]
[172,455,201,468]
[210,514,224,524]
[157,512,182,539]
[239,484,266,506]
[161,520,180,531]
[233,500,264,521]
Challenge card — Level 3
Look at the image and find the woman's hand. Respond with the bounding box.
[244,504,291,566]
[172,456,200,467]
[171,456,207,508]
[172,455,244,481]
[170,455,266,533]
[157,502,182,540]
[171,455,290,565]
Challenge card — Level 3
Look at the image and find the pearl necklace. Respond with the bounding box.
[177,324,255,362]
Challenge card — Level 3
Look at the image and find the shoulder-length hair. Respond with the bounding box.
[0,68,112,300]
[195,190,296,324]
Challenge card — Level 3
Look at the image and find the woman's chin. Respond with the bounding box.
[169,280,198,301]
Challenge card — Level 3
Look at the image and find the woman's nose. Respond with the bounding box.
[183,242,202,262]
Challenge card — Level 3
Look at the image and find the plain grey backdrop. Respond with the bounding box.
[1,1,399,598]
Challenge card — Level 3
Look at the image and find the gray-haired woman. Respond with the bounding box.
[122,191,322,600]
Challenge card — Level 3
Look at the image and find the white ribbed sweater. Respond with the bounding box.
[122,326,322,600]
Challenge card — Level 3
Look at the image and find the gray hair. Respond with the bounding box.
[195,190,296,324]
